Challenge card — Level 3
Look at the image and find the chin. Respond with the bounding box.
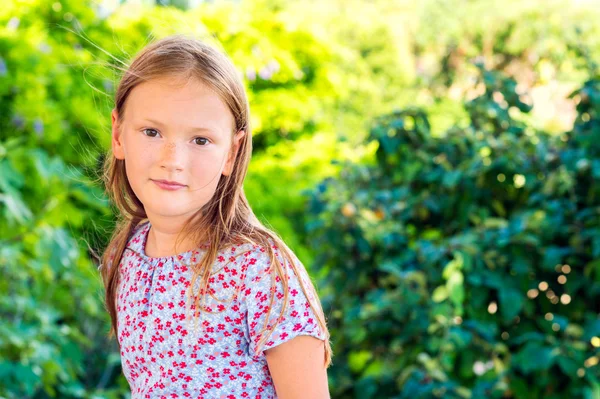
[145,202,203,218]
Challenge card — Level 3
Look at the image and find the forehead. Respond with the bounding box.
[124,75,235,135]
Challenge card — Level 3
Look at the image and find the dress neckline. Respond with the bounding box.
[130,220,208,264]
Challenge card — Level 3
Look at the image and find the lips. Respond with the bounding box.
[152,179,186,190]
[153,179,185,186]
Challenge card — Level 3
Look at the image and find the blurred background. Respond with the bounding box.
[1,0,600,397]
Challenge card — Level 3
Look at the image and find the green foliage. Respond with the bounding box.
[306,65,600,398]
[414,0,600,87]
[413,0,600,136]
[0,136,119,398]
[0,1,125,397]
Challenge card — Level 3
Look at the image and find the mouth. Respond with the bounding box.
[151,179,187,190]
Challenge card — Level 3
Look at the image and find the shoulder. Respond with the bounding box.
[232,237,327,358]
[226,237,318,307]
[225,236,303,282]
[129,220,150,246]
[124,220,150,255]
[112,220,149,273]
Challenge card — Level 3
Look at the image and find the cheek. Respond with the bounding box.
[191,149,228,173]
[123,141,155,183]
[128,147,153,170]
[186,151,227,188]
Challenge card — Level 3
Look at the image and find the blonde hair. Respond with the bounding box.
[99,35,332,367]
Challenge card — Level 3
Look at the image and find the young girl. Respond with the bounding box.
[99,35,332,399]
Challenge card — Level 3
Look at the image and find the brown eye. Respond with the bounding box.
[142,128,159,137]
[194,137,209,146]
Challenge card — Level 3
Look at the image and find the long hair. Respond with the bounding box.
[99,35,332,368]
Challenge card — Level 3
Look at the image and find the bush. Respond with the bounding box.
[306,64,600,398]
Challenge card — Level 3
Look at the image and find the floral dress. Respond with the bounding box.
[116,220,326,399]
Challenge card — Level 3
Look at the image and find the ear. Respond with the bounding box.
[222,129,246,176]
[111,108,125,160]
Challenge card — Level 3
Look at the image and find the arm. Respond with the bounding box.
[265,335,330,399]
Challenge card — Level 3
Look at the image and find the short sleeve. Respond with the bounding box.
[241,243,326,358]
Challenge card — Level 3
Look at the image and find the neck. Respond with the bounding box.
[144,215,199,257]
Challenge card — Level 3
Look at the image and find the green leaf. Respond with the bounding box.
[499,288,523,322]
[432,286,448,302]
[349,350,373,372]
[556,355,579,377]
[447,270,465,308]
[513,342,556,374]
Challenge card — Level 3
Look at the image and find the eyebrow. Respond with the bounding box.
[141,118,218,135]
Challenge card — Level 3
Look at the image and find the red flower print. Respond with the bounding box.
[117,224,325,397]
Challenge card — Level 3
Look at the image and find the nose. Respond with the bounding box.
[159,141,185,172]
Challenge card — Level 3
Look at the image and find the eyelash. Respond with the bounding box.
[141,128,210,146]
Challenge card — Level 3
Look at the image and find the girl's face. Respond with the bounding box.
[111,75,244,224]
